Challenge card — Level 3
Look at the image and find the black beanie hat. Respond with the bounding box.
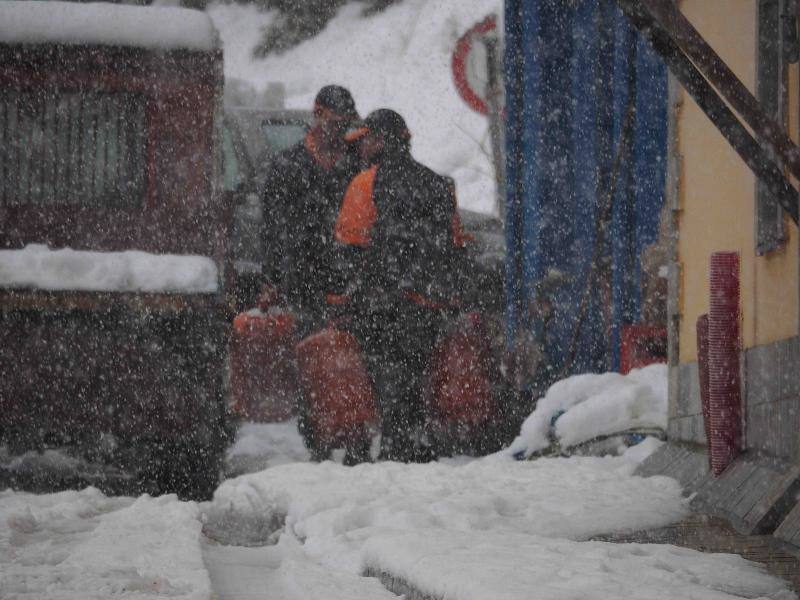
[314,85,359,119]
[344,108,411,143]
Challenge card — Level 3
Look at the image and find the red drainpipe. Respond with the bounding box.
[707,251,743,475]
[696,313,711,465]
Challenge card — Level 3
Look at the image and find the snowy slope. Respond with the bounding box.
[207,0,503,215]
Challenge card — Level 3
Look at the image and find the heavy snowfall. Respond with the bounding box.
[1,1,798,599]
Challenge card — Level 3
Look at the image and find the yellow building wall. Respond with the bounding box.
[677,0,799,362]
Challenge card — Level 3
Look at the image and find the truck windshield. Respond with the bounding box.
[221,124,244,192]
[261,122,307,155]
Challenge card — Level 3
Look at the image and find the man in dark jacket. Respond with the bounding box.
[334,109,464,461]
[261,85,361,331]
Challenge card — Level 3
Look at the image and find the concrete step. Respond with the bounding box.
[592,513,800,593]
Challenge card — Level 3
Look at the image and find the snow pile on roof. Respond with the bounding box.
[0,488,210,599]
[208,0,502,215]
[507,363,668,459]
[0,1,219,51]
[0,244,219,294]
[207,456,795,600]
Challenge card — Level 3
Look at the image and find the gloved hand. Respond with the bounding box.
[256,284,284,312]
[355,286,405,315]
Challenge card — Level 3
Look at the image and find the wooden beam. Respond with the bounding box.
[615,0,799,225]
[642,0,800,181]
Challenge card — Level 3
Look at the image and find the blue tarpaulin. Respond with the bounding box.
[504,0,667,378]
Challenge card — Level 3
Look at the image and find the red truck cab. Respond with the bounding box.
[0,1,232,499]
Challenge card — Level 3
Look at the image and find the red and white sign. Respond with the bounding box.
[451,14,500,116]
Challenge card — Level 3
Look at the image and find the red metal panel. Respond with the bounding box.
[619,325,668,374]
[0,41,230,471]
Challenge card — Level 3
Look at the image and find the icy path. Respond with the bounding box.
[202,539,287,600]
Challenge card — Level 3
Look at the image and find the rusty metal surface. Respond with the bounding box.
[0,289,225,313]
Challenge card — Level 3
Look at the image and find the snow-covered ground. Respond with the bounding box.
[3,449,796,599]
[0,488,211,599]
[207,0,503,215]
[224,419,310,477]
[2,365,798,598]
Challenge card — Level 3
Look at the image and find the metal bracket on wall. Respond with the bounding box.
[666,262,682,368]
[615,0,799,225]
[781,0,799,62]
[666,72,683,215]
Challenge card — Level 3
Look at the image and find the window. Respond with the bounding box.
[0,90,146,208]
[261,121,307,155]
[220,124,244,193]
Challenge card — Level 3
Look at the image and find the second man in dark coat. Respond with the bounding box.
[334,108,464,461]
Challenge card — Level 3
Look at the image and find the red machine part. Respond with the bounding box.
[295,328,377,446]
[230,311,299,422]
[427,313,495,427]
[619,325,668,374]
[707,251,742,475]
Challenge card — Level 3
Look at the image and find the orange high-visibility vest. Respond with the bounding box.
[335,165,467,248]
[334,166,378,246]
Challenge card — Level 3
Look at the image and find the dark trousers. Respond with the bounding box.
[350,301,442,461]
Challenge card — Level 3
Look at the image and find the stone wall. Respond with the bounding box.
[668,335,800,463]
[667,361,706,446]
[744,336,800,462]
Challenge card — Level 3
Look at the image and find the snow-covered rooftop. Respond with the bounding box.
[0,1,219,51]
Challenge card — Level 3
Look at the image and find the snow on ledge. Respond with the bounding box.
[0,244,219,294]
[0,1,219,52]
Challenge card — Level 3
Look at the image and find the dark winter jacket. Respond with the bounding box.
[261,137,360,313]
[334,147,462,308]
